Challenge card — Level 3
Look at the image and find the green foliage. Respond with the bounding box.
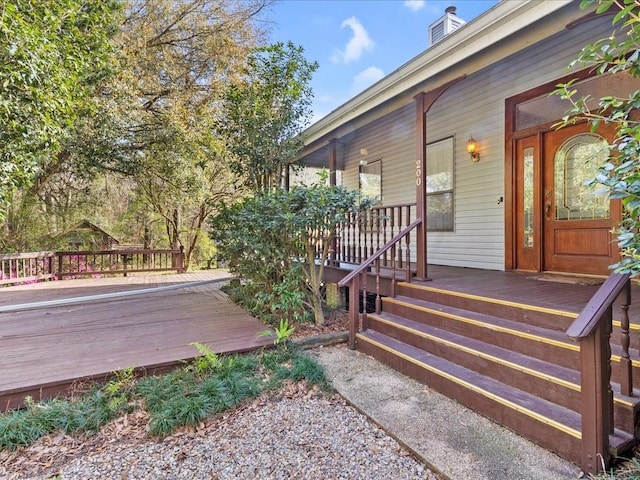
[188,342,221,374]
[0,372,134,450]
[221,41,319,193]
[0,0,122,220]
[555,0,640,275]
[211,180,368,324]
[260,318,296,345]
[0,347,327,449]
[260,344,329,391]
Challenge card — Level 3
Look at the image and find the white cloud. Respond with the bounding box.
[330,16,374,64]
[351,66,385,95]
[404,0,425,12]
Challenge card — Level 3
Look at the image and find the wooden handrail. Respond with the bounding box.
[338,218,421,288]
[339,218,421,350]
[565,271,632,474]
[566,272,630,340]
[1,248,185,286]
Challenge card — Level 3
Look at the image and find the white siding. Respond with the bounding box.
[317,13,615,271]
[338,103,415,206]
[421,17,614,270]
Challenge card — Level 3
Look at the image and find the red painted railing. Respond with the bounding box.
[0,248,185,286]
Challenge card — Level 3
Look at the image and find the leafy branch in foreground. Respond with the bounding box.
[554,0,640,275]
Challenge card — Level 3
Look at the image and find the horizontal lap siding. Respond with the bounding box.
[328,10,614,271]
[424,17,613,270]
[340,103,415,208]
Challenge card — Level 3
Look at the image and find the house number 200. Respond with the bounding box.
[416,159,421,186]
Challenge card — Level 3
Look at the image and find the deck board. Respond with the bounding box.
[0,271,273,410]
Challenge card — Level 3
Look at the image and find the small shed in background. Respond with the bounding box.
[57,220,120,251]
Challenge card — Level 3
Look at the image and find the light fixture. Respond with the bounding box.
[360,148,368,156]
[466,137,480,162]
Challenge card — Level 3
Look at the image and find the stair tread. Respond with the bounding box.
[376,301,640,401]
[359,329,582,433]
[371,310,580,385]
[390,295,574,345]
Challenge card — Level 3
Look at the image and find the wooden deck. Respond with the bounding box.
[0,271,273,410]
[420,265,604,313]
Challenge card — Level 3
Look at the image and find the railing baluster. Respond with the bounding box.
[375,257,381,314]
[347,273,360,349]
[391,243,397,297]
[620,279,632,396]
[405,226,411,283]
[338,219,421,351]
[361,270,368,331]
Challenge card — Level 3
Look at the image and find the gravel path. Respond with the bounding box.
[1,389,437,480]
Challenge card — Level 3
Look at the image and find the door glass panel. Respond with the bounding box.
[523,146,534,247]
[554,133,610,221]
[516,71,638,130]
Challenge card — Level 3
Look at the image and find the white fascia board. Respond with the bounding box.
[304,0,575,146]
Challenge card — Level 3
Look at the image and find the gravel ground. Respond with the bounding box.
[1,386,437,480]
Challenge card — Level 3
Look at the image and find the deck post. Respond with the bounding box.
[329,138,338,266]
[579,312,612,474]
[348,273,360,349]
[414,93,428,280]
[176,246,185,273]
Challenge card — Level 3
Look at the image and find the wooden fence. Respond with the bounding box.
[0,248,185,286]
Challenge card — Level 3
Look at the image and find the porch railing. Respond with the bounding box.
[333,203,416,266]
[0,247,185,286]
[338,218,421,349]
[566,272,633,473]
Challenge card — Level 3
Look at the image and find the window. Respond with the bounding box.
[426,137,454,231]
[359,160,381,203]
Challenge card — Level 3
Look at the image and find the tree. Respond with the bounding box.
[555,0,640,275]
[75,0,272,268]
[212,178,369,325]
[0,0,122,221]
[220,41,319,193]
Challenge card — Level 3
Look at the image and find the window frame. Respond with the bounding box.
[426,136,454,232]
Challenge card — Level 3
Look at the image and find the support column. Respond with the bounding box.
[414,93,428,280]
[329,138,337,186]
[329,139,338,265]
[413,76,466,281]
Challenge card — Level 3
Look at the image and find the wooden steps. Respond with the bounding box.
[355,281,640,465]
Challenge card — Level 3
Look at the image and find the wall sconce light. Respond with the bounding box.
[466,137,480,162]
[360,148,368,156]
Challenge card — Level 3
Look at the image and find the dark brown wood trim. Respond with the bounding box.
[504,96,516,270]
[504,66,599,271]
[328,138,337,186]
[414,75,466,280]
[415,92,427,280]
[566,8,614,30]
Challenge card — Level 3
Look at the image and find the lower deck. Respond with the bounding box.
[0,271,273,411]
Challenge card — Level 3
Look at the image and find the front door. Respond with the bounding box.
[515,123,619,275]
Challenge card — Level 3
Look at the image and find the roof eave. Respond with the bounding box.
[303,0,576,147]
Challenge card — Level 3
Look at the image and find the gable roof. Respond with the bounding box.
[57,220,120,244]
[302,0,579,152]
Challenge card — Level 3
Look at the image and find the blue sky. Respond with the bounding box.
[267,0,499,124]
